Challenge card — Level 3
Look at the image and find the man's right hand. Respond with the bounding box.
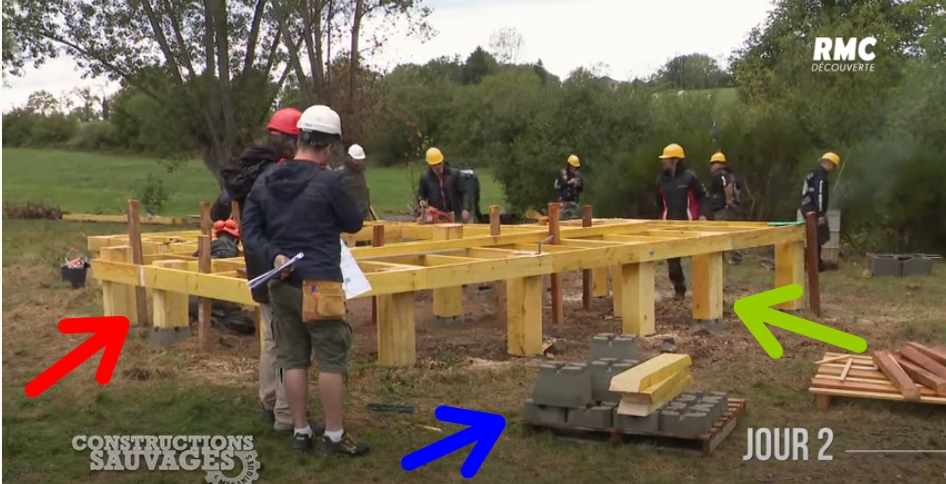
[273,254,293,280]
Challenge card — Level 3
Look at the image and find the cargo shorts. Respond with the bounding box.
[267,279,352,375]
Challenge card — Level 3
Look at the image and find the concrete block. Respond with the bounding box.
[532,362,593,408]
[869,255,902,277]
[522,398,567,425]
[664,402,688,412]
[590,333,641,361]
[432,315,464,326]
[567,406,613,429]
[673,394,698,406]
[614,410,659,433]
[679,411,713,435]
[658,409,683,433]
[681,390,704,399]
[902,256,933,277]
[690,403,716,423]
[590,359,638,403]
[149,327,191,346]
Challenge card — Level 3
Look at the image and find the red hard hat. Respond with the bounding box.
[266,108,302,136]
[213,219,240,238]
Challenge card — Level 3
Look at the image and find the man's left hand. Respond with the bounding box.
[462,210,470,223]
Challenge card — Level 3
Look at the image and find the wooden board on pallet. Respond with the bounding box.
[521,399,745,455]
[809,352,946,409]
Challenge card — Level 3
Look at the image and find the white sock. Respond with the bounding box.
[325,429,344,442]
[294,426,312,436]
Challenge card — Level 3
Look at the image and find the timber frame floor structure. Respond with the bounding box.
[90,218,808,366]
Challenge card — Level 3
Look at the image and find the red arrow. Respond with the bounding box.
[25,316,130,398]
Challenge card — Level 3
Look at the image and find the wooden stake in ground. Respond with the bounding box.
[547,202,563,325]
[581,205,593,310]
[197,234,213,350]
[804,213,821,317]
[489,205,504,317]
[872,351,920,400]
[371,224,385,325]
[127,199,150,326]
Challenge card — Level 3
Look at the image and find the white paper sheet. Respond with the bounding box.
[247,252,304,290]
[340,239,372,299]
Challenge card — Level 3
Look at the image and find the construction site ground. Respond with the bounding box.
[4,220,945,483]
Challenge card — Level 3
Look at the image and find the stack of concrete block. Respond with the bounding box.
[869,254,936,278]
[656,391,729,435]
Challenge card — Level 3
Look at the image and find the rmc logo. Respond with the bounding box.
[812,37,876,72]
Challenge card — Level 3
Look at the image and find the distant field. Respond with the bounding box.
[1,148,505,215]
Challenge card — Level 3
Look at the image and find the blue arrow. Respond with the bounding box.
[401,405,506,478]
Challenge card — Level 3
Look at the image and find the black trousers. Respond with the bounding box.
[668,258,686,294]
[817,224,830,270]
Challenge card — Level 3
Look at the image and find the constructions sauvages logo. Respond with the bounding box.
[812,36,877,72]
[72,434,260,484]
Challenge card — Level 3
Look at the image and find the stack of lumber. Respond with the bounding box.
[610,354,693,416]
[809,342,946,407]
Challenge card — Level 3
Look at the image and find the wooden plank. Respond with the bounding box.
[872,351,920,400]
[617,373,694,416]
[610,354,692,393]
[899,345,946,380]
[808,386,946,405]
[839,358,853,382]
[814,354,852,365]
[619,369,693,404]
[906,342,946,366]
[893,352,946,395]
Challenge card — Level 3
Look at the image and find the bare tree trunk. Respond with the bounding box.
[348,0,364,141]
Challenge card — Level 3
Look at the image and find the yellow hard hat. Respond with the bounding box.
[426,147,444,165]
[659,143,685,160]
[567,154,580,167]
[821,152,840,166]
[710,152,726,164]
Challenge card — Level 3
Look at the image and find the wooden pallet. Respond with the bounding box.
[809,352,946,409]
[521,398,745,455]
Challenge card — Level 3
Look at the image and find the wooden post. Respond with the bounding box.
[377,292,416,366]
[581,205,593,310]
[432,224,464,320]
[618,262,656,335]
[612,267,623,317]
[200,201,212,235]
[151,260,189,330]
[548,203,564,325]
[230,200,241,227]
[775,241,806,311]
[100,246,137,324]
[506,275,543,356]
[804,214,821,317]
[371,224,385,325]
[691,252,724,321]
[198,234,213,350]
[127,200,150,326]
[489,205,504,316]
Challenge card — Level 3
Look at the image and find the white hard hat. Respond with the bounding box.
[348,144,366,160]
[297,105,342,136]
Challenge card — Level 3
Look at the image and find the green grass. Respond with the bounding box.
[1,148,505,215]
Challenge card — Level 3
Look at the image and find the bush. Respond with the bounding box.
[67,121,117,151]
[2,200,63,220]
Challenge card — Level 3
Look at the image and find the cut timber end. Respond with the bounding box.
[609,353,692,393]
[872,351,921,401]
[616,373,694,416]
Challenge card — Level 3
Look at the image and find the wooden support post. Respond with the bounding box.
[690,252,724,320]
[230,200,241,227]
[506,275,543,356]
[593,266,610,298]
[198,235,213,350]
[371,225,385,326]
[775,241,806,311]
[100,246,138,324]
[581,205,593,309]
[432,224,464,319]
[547,202,564,325]
[618,262,656,336]
[127,200,150,326]
[489,205,504,317]
[151,260,189,329]
[200,202,212,235]
[377,292,416,366]
[804,214,822,317]
[612,266,622,317]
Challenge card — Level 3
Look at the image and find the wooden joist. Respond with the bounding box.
[906,342,946,367]
[610,354,692,393]
[899,345,946,380]
[617,373,694,417]
[893,353,946,395]
[872,351,920,401]
[619,369,693,404]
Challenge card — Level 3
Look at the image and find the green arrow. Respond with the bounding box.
[733,284,868,359]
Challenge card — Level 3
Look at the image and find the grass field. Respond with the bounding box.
[1,148,505,215]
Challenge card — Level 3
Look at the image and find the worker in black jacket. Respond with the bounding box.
[417,147,464,221]
[241,104,368,458]
[221,107,305,437]
[708,151,743,264]
[801,152,840,272]
[554,154,583,220]
[654,143,711,299]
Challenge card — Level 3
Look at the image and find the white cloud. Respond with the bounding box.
[1,0,773,111]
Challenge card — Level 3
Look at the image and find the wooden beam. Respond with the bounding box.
[803,214,821,316]
[506,275,543,357]
[618,262,656,336]
[151,260,190,329]
[489,206,504,318]
[691,252,723,320]
[610,353,692,393]
[198,235,213,350]
[377,292,416,366]
[618,368,693,404]
[127,200,150,326]
[548,203,563,325]
[872,351,921,400]
[371,225,384,327]
[100,246,138,323]
[900,345,946,380]
[432,224,464,320]
[775,241,806,311]
[894,352,946,395]
[581,205,593,310]
[906,342,946,366]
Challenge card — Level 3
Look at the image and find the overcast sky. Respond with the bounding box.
[1,0,774,112]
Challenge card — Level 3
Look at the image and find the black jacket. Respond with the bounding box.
[709,168,737,212]
[210,190,232,222]
[554,167,583,203]
[801,164,829,216]
[222,144,281,303]
[241,160,363,286]
[418,162,463,218]
[655,166,711,220]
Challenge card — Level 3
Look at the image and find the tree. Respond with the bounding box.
[461,46,497,85]
[651,54,732,90]
[25,90,60,115]
[488,27,523,64]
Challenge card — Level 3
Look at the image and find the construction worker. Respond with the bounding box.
[655,143,711,298]
[187,220,256,335]
[241,104,369,457]
[210,190,232,222]
[336,144,372,221]
[709,152,743,265]
[456,162,484,223]
[801,152,840,272]
[554,154,583,220]
[417,147,464,222]
[220,107,310,437]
